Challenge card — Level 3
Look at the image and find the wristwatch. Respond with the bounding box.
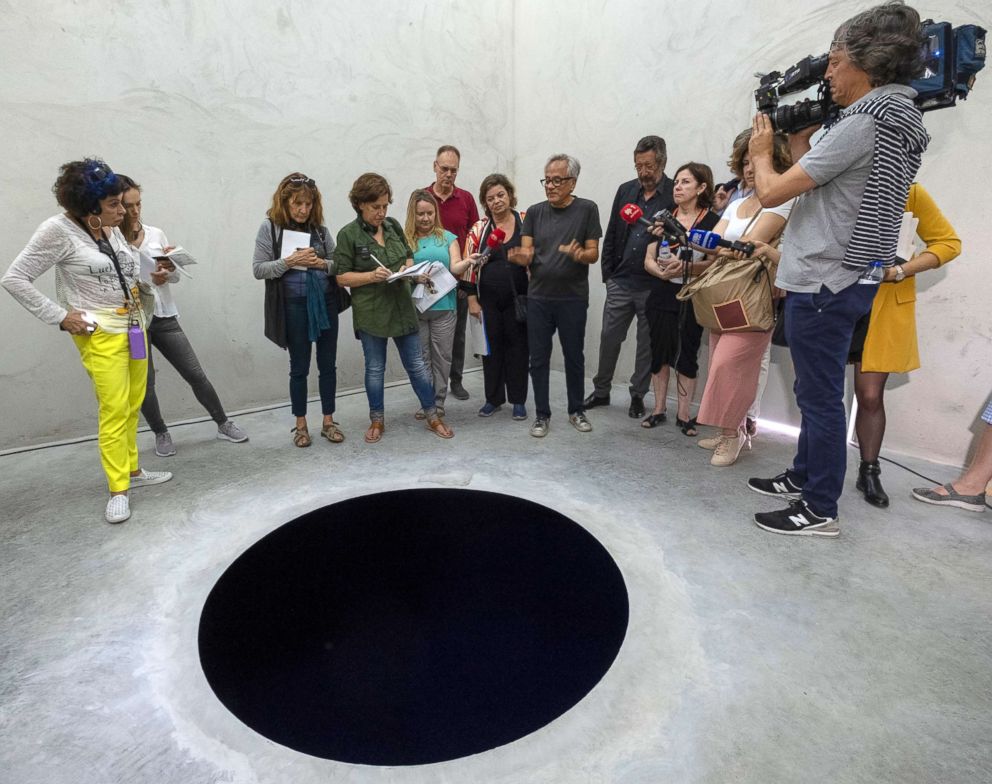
[893,264,906,282]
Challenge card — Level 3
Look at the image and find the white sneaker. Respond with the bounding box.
[698,434,723,450]
[105,494,131,524]
[569,412,593,432]
[129,468,173,488]
[711,429,750,467]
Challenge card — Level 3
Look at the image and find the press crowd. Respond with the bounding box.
[4,2,989,534]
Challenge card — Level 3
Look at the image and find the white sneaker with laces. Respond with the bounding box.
[105,494,131,524]
[711,429,749,467]
[569,412,593,432]
[129,468,173,489]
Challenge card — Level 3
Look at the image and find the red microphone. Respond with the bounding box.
[619,203,653,228]
[477,227,507,263]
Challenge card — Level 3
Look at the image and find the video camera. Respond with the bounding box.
[754,20,987,134]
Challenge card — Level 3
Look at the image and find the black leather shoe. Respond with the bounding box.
[583,392,610,409]
[856,460,890,508]
[628,395,645,418]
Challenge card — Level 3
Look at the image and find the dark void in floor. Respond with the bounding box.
[198,488,629,765]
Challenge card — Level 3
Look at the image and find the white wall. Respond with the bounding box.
[2,0,990,465]
[0,0,511,449]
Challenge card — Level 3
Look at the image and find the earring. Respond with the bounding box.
[86,215,103,231]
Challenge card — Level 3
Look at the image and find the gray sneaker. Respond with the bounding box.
[129,468,173,489]
[530,418,549,438]
[569,412,593,432]
[217,420,249,443]
[154,431,176,457]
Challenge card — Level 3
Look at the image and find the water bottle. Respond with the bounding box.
[858,260,884,285]
[657,240,672,262]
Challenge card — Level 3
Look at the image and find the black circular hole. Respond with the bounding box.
[198,489,629,765]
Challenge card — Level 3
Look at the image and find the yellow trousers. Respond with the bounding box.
[73,330,147,492]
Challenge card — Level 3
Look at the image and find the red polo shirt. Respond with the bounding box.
[426,184,480,252]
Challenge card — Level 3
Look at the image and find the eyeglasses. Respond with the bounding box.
[288,176,316,186]
[540,176,575,188]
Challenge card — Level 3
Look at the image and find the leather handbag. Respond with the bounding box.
[675,208,782,333]
[676,255,777,332]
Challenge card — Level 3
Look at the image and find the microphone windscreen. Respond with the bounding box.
[688,229,720,250]
[619,204,643,225]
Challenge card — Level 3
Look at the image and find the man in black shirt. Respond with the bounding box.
[584,135,673,419]
[509,154,602,438]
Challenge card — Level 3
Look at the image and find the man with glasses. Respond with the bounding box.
[508,154,602,438]
[426,145,479,401]
[584,135,672,419]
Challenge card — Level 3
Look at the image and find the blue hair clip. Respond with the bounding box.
[82,159,118,203]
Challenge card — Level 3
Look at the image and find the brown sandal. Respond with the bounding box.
[321,421,345,443]
[426,416,454,439]
[364,421,384,444]
[291,425,312,448]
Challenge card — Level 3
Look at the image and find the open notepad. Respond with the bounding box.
[388,260,458,313]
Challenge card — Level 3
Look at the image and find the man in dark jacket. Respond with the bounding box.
[584,135,673,418]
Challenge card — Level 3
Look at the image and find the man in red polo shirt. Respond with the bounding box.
[427,145,480,400]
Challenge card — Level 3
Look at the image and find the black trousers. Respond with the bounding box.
[480,290,529,406]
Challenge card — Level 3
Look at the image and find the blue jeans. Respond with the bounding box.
[358,330,436,421]
[784,282,878,517]
[286,296,339,417]
[527,297,588,419]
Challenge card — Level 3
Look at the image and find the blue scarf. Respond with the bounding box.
[305,268,330,342]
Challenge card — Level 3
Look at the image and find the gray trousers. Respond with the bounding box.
[141,316,227,434]
[591,279,653,398]
[418,309,457,408]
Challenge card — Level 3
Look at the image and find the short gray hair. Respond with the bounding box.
[832,2,924,87]
[546,154,580,179]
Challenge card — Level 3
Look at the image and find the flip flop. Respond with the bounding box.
[364,421,384,444]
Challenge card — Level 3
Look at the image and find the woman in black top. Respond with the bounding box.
[641,162,719,433]
[466,174,529,421]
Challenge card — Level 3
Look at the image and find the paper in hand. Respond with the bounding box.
[281,230,313,267]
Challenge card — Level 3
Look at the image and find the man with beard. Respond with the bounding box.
[583,136,673,419]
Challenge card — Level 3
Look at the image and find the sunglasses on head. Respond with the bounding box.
[288,176,316,187]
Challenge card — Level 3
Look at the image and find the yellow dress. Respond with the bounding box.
[861,183,962,373]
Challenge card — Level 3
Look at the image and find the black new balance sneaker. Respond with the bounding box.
[754,500,840,537]
[747,471,803,500]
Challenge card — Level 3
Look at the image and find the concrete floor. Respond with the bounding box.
[1,369,990,784]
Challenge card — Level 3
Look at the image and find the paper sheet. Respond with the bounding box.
[281,230,313,267]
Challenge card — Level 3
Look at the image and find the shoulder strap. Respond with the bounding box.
[269,219,283,259]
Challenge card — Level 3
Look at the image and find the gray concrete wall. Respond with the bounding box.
[0,0,510,449]
[3,0,990,465]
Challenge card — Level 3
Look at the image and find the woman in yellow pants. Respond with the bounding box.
[2,159,172,524]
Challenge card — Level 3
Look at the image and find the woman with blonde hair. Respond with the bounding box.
[404,189,472,417]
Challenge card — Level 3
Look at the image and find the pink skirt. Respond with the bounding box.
[697,330,772,430]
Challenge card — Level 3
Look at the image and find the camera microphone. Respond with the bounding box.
[620,204,689,244]
[687,229,755,257]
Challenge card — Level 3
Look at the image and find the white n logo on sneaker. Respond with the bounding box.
[788,513,809,528]
[773,481,790,494]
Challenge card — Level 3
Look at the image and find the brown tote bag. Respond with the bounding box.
[676,209,782,333]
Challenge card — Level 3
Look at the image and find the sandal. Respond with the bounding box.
[676,417,698,437]
[364,421,384,444]
[641,412,667,429]
[291,425,312,448]
[321,421,345,443]
[426,416,454,439]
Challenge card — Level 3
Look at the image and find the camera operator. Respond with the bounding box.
[746,2,930,538]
